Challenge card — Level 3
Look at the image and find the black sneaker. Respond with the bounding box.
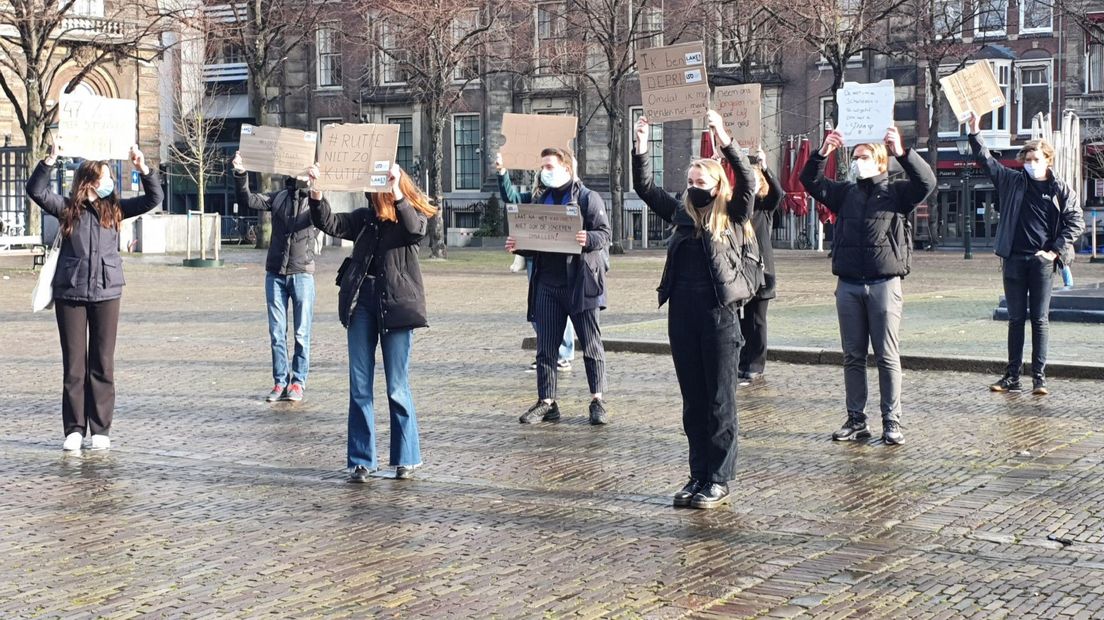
[990,374,1022,392]
[519,400,560,424]
[673,478,704,507]
[832,414,871,441]
[1032,376,1049,395]
[690,482,731,509]
[882,420,904,445]
[347,465,370,483]
[588,398,609,425]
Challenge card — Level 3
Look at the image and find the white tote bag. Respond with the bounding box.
[31,232,62,313]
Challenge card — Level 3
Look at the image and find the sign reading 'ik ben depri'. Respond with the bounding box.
[506,203,583,255]
[316,123,400,192]
[637,41,710,123]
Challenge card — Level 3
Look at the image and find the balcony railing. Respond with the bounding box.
[203,63,249,83]
[59,15,133,40]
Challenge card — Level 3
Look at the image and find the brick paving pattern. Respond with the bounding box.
[1,249,1103,618]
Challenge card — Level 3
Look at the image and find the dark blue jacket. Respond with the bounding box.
[497,173,611,321]
[27,161,163,302]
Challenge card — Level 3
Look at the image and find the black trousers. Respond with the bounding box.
[533,282,606,400]
[55,298,121,437]
[1002,255,1053,378]
[738,297,769,375]
[668,287,742,484]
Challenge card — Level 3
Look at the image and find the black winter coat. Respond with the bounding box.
[752,165,785,299]
[234,172,320,275]
[968,133,1085,265]
[632,142,763,308]
[26,161,163,302]
[309,195,428,331]
[800,149,936,281]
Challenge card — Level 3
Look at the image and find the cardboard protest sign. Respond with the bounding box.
[637,41,710,123]
[714,84,761,149]
[836,80,895,146]
[239,125,318,177]
[317,123,400,192]
[499,113,577,171]
[57,94,136,160]
[506,203,583,254]
[939,61,1006,123]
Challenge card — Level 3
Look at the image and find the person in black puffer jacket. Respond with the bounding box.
[633,110,763,510]
[26,142,163,452]
[801,126,936,447]
[739,147,786,384]
[308,163,434,483]
[232,153,322,404]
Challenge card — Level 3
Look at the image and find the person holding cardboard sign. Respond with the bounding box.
[307,163,436,483]
[500,148,612,426]
[232,152,323,404]
[739,148,786,386]
[965,112,1084,396]
[800,126,936,446]
[26,141,163,452]
[632,110,762,510]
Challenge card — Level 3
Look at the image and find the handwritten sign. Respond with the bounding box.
[316,123,399,192]
[499,113,577,171]
[637,41,710,123]
[506,203,583,254]
[836,80,895,146]
[57,94,136,160]
[939,61,1006,123]
[714,84,761,149]
[239,125,317,177]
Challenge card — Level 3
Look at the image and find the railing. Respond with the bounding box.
[203,63,249,83]
[59,15,132,39]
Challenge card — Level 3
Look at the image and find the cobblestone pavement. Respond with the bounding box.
[2,248,1104,619]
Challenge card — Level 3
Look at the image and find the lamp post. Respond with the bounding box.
[955,137,974,260]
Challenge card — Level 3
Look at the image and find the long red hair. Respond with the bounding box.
[368,171,437,222]
[61,160,121,237]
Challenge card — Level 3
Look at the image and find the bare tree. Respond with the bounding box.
[712,0,792,84]
[0,0,171,235]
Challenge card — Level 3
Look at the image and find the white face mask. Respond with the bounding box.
[850,159,880,180]
[1023,162,1047,180]
[540,167,572,189]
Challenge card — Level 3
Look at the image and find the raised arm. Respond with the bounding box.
[759,163,785,214]
[891,149,937,212]
[381,164,427,242]
[496,161,533,204]
[630,115,681,223]
[800,131,850,214]
[230,151,276,212]
[119,146,163,218]
[26,159,68,218]
[966,112,1017,195]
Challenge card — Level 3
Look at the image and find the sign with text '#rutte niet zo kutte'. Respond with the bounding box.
[238,125,317,177]
[636,41,710,124]
[316,123,400,192]
[506,203,583,255]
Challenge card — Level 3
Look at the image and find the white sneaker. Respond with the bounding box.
[62,432,83,451]
[509,255,526,273]
[90,435,111,450]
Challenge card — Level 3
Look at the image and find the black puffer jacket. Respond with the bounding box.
[632,142,763,308]
[752,165,785,299]
[800,149,936,281]
[234,172,320,275]
[309,194,428,331]
[26,160,163,302]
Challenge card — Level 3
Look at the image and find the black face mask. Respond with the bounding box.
[285,177,308,191]
[686,187,715,209]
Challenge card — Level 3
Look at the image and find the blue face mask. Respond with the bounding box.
[95,176,114,199]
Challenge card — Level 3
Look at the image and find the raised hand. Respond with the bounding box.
[706,109,732,147]
[231,151,245,173]
[389,163,404,201]
[819,130,844,157]
[129,145,149,175]
[884,126,905,157]
[634,115,650,154]
[495,152,505,175]
[966,110,981,135]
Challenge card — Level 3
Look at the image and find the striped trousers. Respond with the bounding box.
[534,282,606,400]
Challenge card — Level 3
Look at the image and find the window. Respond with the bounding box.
[839,0,861,32]
[211,41,243,65]
[316,24,342,89]
[975,0,1007,37]
[631,1,663,52]
[937,60,1010,137]
[380,22,408,84]
[536,3,567,75]
[452,9,481,82]
[316,117,342,147]
[631,108,662,186]
[453,115,481,191]
[821,97,838,131]
[1019,0,1052,33]
[71,0,104,17]
[389,117,414,172]
[1017,63,1051,134]
[1089,42,1104,93]
[719,5,769,67]
[932,0,963,38]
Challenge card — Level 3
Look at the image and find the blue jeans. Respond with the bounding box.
[346,285,421,470]
[526,257,574,361]
[1003,254,1054,378]
[265,272,315,387]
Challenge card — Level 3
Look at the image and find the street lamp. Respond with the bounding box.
[955,136,974,260]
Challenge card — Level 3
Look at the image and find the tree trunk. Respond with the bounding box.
[426,111,447,259]
[251,73,272,249]
[23,97,47,237]
[926,64,943,248]
[607,87,625,254]
[198,167,207,260]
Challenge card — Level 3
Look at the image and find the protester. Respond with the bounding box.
[966,112,1085,395]
[502,148,611,426]
[232,154,321,403]
[739,147,786,385]
[27,142,163,451]
[633,110,762,509]
[800,126,936,445]
[496,152,577,373]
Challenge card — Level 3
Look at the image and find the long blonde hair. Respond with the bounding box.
[682,158,754,243]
